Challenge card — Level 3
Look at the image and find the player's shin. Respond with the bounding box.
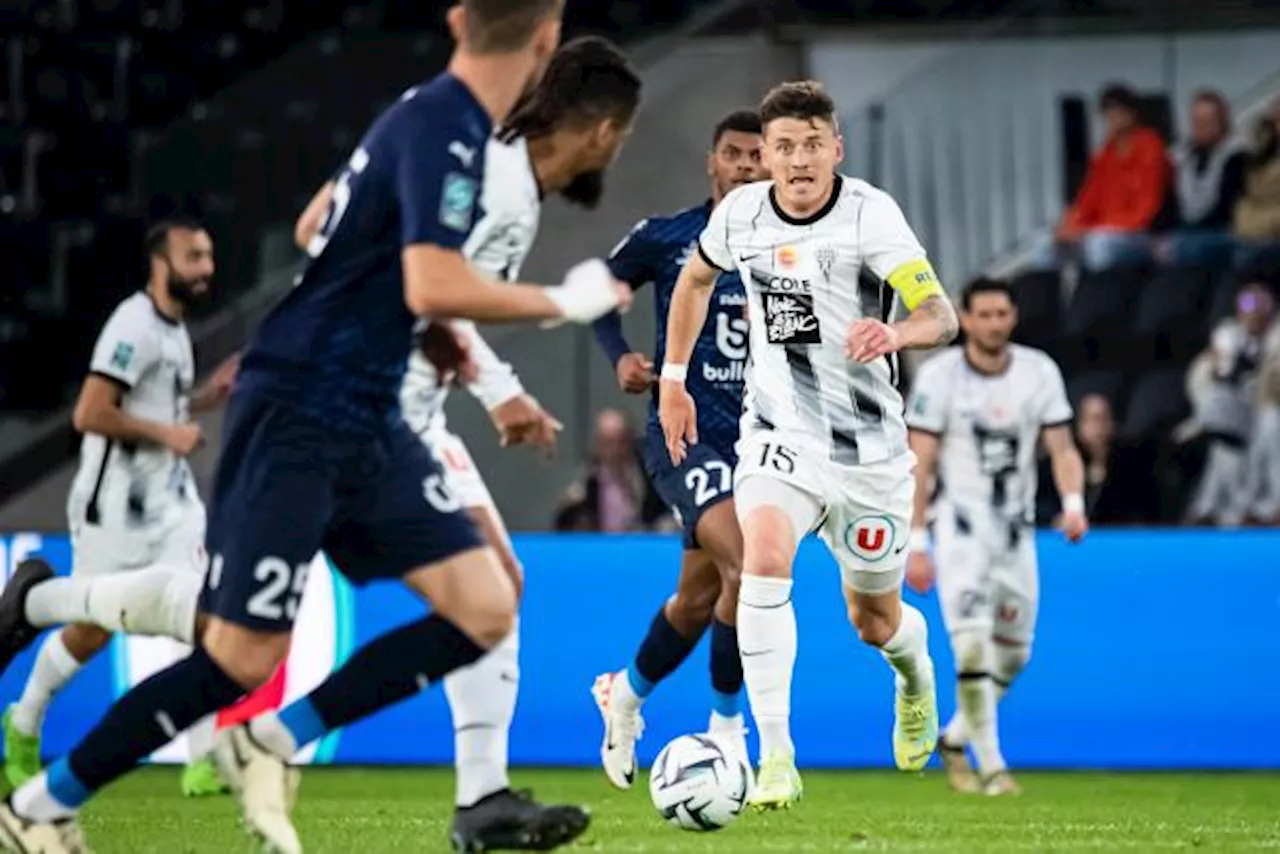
[443,618,519,808]
[737,574,797,759]
[624,602,704,711]
[709,618,744,732]
[11,647,244,821]
[951,630,1004,775]
[876,601,934,697]
[253,613,489,759]
[24,567,201,644]
[10,633,83,740]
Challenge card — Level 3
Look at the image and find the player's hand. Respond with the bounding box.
[491,394,562,453]
[659,380,698,465]
[420,321,478,386]
[206,351,241,401]
[616,353,655,394]
[164,422,203,456]
[845,318,903,363]
[545,260,633,326]
[905,551,936,594]
[1060,509,1089,543]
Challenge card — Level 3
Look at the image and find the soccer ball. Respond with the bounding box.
[648,734,752,832]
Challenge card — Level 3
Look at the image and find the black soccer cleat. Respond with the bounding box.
[0,558,53,676]
[449,789,590,852]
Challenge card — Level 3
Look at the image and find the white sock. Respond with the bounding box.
[879,603,934,696]
[12,771,76,822]
[737,575,796,759]
[11,633,83,736]
[708,711,744,735]
[614,668,644,714]
[944,682,1010,747]
[24,567,200,645]
[248,712,298,761]
[186,712,217,762]
[443,620,519,808]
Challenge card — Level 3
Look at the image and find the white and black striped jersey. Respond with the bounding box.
[70,291,196,527]
[906,345,1072,525]
[698,175,943,465]
[399,134,537,435]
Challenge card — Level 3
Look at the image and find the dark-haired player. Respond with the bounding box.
[905,277,1086,797]
[591,109,765,789]
[660,80,958,808]
[0,3,632,851]
[295,35,642,850]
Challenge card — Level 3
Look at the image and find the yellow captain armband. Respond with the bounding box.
[885,259,945,311]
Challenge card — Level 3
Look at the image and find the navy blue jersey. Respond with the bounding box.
[595,202,747,454]
[237,74,492,433]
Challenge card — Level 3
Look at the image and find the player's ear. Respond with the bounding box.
[833,132,845,168]
[445,4,466,46]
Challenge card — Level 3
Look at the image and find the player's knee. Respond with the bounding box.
[951,629,994,674]
[448,579,517,650]
[203,621,290,690]
[742,533,792,579]
[61,623,111,660]
[994,640,1031,681]
[670,583,717,629]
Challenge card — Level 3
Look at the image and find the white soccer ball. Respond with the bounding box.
[648,734,752,832]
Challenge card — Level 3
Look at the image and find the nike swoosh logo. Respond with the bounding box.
[741,649,773,657]
[740,253,763,262]
[892,542,908,555]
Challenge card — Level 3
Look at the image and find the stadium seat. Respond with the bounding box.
[1122,366,1190,440]
[1009,270,1063,347]
[1064,267,1146,337]
[1134,266,1214,335]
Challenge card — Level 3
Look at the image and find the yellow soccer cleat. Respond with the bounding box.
[892,678,939,772]
[748,753,802,811]
[3,706,41,789]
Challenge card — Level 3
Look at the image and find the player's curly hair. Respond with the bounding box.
[498,36,641,142]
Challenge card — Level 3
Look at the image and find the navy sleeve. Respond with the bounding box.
[395,113,484,249]
[606,218,661,289]
[593,311,632,367]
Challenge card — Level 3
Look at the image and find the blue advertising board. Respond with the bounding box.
[1,530,1276,769]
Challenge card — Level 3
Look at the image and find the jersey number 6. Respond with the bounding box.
[307,147,370,258]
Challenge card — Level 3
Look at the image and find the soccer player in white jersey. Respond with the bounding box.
[658,81,959,809]
[2,218,238,796]
[904,277,1088,796]
[293,36,641,850]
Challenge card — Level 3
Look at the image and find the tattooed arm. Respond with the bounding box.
[892,294,959,350]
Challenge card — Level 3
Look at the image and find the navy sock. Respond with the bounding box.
[630,607,701,698]
[305,613,486,731]
[67,647,243,794]
[710,618,743,716]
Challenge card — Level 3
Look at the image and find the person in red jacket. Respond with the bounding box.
[1036,84,1169,271]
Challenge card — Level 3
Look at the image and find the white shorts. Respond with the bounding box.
[68,497,207,578]
[734,429,915,594]
[425,430,495,511]
[933,502,1038,645]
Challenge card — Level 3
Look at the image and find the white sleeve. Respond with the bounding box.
[1038,357,1074,427]
[88,303,158,389]
[460,321,525,410]
[696,191,738,272]
[904,358,950,434]
[859,189,943,311]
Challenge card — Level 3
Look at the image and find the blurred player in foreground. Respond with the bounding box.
[294,35,642,850]
[1,219,238,798]
[590,109,765,789]
[660,81,959,809]
[0,1,634,851]
[904,277,1087,796]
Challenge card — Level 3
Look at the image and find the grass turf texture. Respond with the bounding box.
[34,768,1280,853]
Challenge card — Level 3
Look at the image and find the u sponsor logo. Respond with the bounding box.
[843,515,897,562]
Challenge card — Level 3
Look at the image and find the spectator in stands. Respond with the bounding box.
[1156,90,1246,269]
[553,408,669,532]
[1234,97,1280,268]
[1038,393,1159,525]
[1033,83,1169,271]
[1184,280,1277,526]
[1237,293,1280,524]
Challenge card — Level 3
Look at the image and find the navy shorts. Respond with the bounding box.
[200,393,484,632]
[643,424,738,549]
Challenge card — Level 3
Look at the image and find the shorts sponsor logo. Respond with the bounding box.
[844,515,897,562]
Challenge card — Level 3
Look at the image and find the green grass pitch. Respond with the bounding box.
[43,767,1280,853]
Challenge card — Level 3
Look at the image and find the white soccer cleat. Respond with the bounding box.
[749,753,802,811]
[939,740,982,794]
[892,673,939,772]
[0,800,92,853]
[213,725,303,854]
[591,671,644,790]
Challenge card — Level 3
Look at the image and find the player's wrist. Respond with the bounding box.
[908,527,931,553]
[1062,492,1085,515]
[659,362,688,384]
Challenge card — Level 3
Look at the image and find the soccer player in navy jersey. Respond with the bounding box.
[0,2,632,852]
[590,109,766,789]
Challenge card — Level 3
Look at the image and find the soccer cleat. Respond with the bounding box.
[983,770,1022,797]
[892,676,939,772]
[449,788,590,852]
[939,739,982,794]
[0,559,53,676]
[181,756,231,797]
[591,672,644,790]
[212,724,302,854]
[3,706,41,789]
[0,798,92,853]
[748,753,802,811]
